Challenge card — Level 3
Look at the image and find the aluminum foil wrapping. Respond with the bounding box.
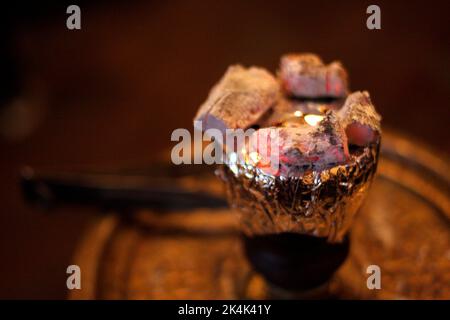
[218,140,380,243]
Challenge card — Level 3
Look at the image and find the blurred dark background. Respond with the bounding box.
[0,0,448,299]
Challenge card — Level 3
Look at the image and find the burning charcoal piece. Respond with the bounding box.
[261,97,344,127]
[248,111,349,176]
[194,65,279,133]
[338,91,381,146]
[279,53,348,98]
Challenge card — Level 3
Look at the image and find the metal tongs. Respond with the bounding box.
[20,163,228,211]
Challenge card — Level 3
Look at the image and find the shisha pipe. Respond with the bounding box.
[195,53,381,297]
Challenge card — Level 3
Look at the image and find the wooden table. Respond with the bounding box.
[69,131,450,299]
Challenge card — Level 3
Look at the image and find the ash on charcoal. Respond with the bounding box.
[338,91,381,146]
[248,111,349,176]
[194,65,279,134]
[278,53,348,98]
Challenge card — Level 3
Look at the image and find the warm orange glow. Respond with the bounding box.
[294,110,303,117]
[304,114,324,126]
[248,151,261,164]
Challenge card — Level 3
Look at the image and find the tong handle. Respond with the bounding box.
[20,166,228,211]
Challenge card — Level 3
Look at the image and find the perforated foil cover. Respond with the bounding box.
[219,140,380,243]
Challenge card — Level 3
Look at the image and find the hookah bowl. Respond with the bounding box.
[219,138,380,297]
